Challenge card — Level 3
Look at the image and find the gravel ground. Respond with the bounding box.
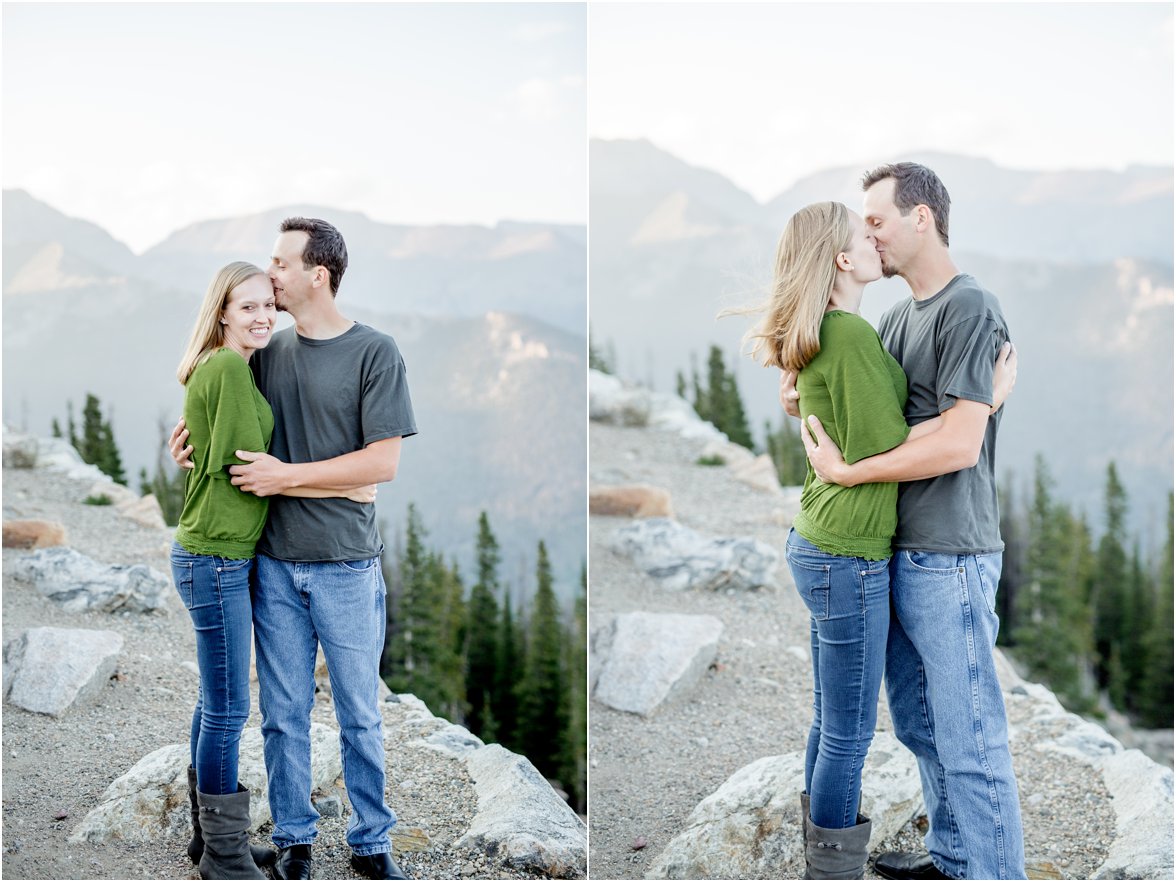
[587,421,1116,880]
[1,464,552,881]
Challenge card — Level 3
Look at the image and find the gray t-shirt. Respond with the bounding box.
[877,274,1009,554]
[251,322,417,561]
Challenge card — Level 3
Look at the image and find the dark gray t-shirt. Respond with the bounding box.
[251,322,417,561]
[878,274,1009,554]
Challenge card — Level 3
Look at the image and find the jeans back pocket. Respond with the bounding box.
[787,552,832,620]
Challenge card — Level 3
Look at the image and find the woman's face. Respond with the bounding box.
[842,211,883,283]
[221,274,276,359]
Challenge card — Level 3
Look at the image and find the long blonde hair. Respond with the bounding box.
[177,262,266,385]
[744,201,851,372]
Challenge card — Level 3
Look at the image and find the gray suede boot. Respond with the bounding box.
[187,767,275,869]
[196,785,267,880]
[803,811,872,880]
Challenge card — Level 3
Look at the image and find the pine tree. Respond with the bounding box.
[384,505,429,693]
[51,418,63,439]
[560,563,588,814]
[1092,462,1130,700]
[63,394,127,485]
[1012,456,1095,711]
[1123,542,1153,710]
[494,588,521,749]
[465,512,502,738]
[675,371,687,400]
[516,541,568,782]
[588,326,613,374]
[1138,492,1174,727]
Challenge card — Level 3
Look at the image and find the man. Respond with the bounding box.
[784,163,1024,880]
[172,218,416,881]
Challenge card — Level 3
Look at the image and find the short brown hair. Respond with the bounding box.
[862,162,951,247]
[280,217,348,296]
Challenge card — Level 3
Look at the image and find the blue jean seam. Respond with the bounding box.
[961,556,1010,878]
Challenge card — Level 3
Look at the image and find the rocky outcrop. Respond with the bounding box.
[3,518,68,549]
[10,546,171,614]
[607,517,780,592]
[393,693,587,876]
[457,745,588,878]
[996,659,1174,881]
[590,371,652,426]
[3,429,109,483]
[4,626,124,716]
[647,732,921,880]
[592,612,722,716]
[589,484,675,518]
[68,723,343,843]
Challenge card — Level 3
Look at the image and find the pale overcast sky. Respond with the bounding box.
[590,2,1173,201]
[3,2,586,253]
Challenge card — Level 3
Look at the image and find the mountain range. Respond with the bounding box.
[589,138,1174,546]
[2,190,587,598]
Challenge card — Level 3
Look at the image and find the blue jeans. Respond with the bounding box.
[785,529,890,829]
[170,542,254,796]
[886,550,1025,879]
[252,553,395,855]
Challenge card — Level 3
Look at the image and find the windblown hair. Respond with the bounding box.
[742,201,851,373]
[280,216,348,296]
[861,162,951,246]
[176,261,266,385]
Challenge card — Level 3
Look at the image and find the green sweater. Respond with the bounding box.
[792,311,910,559]
[174,348,274,559]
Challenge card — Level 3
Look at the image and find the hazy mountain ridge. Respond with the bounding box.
[2,191,587,596]
[589,138,1174,545]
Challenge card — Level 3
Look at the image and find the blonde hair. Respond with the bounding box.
[177,261,266,385]
[743,201,852,372]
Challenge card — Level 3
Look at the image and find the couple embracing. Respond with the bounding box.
[168,218,416,881]
[749,163,1024,880]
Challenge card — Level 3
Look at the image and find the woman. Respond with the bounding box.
[744,204,1012,879]
[172,262,374,880]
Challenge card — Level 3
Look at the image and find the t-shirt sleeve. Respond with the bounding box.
[201,356,268,478]
[822,318,911,465]
[936,314,1008,411]
[361,356,418,446]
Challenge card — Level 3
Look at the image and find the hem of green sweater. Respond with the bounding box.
[793,513,893,561]
[174,530,257,560]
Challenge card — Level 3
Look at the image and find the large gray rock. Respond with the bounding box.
[647,732,922,880]
[1092,749,1174,879]
[589,370,652,426]
[5,627,123,716]
[2,426,40,468]
[608,517,780,592]
[29,434,109,482]
[69,723,343,843]
[456,744,587,878]
[10,546,171,614]
[592,611,722,716]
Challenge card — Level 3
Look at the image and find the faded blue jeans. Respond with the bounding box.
[786,529,890,829]
[886,550,1025,880]
[252,553,396,856]
[170,542,254,796]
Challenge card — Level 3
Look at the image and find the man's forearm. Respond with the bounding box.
[283,439,401,491]
[842,401,989,486]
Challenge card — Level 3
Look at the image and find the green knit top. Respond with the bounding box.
[792,311,910,559]
[174,348,274,559]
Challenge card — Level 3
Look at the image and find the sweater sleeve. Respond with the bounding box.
[819,314,911,465]
[197,353,268,479]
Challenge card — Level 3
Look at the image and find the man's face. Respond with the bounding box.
[269,231,313,311]
[863,178,917,278]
